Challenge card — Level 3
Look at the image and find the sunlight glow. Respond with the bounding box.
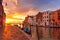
[6,18,23,23]
[6,13,26,24]
[12,14,25,20]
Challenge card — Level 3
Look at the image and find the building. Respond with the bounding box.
[49,10,60,27]
[28,16,34,25]
[23,16,29,27]
[36,12,43,26]
[23,16,34,30]
[0,0,6,30]
[41,11,51,26]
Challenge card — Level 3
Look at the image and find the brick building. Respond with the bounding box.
[36,12,43,26]
[49,10,60,27]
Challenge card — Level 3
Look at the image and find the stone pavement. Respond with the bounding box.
[0,25,31,40]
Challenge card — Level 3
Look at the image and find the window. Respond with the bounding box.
[43,17,44,18]
[47,13,48,14]
[53,23,54,26]
[52,19,55,22]
[55,22,57,26]
[49,20,51,21]
[41,20,42,21]
[45,16,46,18]
[43,20,44,22]
[47,20,49,22]
[58,13,60,19]
[47,16,48,18]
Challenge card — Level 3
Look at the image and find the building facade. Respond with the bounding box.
[41,11,51,26]
[0,0,6,30]
[36,12,43,26]
[23,16,29,28]
[49,10,60,27]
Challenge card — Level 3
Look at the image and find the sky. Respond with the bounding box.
[3,0,60,15]
[2,0,60,23]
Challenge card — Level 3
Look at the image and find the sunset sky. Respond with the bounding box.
[3,0,60,23]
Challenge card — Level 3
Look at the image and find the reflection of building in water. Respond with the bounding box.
[0,0,6,27]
